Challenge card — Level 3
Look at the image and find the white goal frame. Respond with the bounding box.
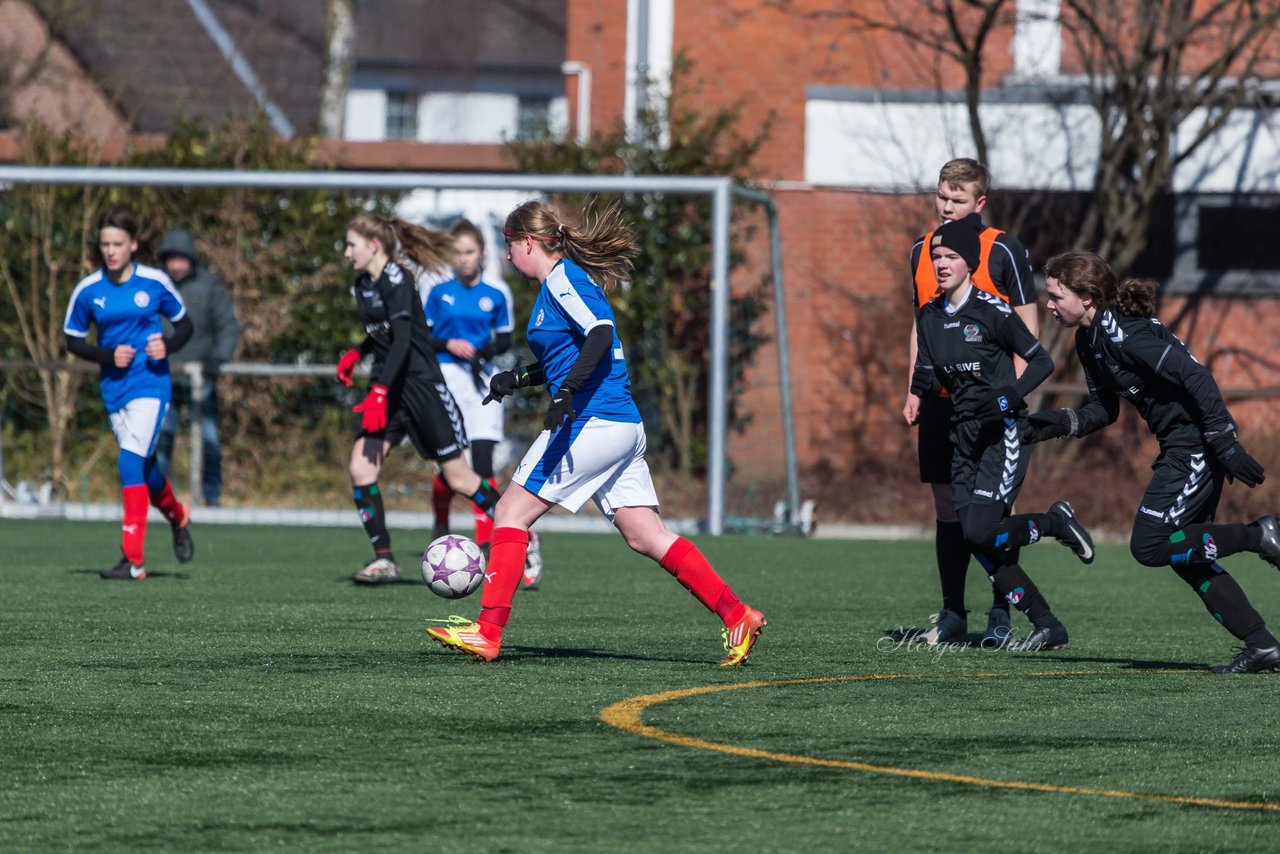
[0,166,799,535]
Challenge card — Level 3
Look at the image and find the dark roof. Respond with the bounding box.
[31,0,565,135]
[30,0,324,134]
[356,0,565,74]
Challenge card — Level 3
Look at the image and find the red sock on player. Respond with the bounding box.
[478,527,529,641]
[431,474,453,531]
[473,477,498,545]
[149,478,187,526]
[121,485,149,565]
[659,537,747,625]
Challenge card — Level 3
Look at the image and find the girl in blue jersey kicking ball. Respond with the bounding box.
[64,210,196,579]
[427,200,765,666]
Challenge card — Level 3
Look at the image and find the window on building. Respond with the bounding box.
[1197,203,1280,272]
[516,96,551,140]
[385,91,418,140]
[994,190,1175,279]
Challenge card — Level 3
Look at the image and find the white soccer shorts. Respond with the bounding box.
[511,417,659,520]
[108,397,168,458]
[439,360,503,443]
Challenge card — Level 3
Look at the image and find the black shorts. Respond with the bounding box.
[951,417,1032,515]
[1130,446,1223,543]
[358,376,469,462]
[917,394,955,484]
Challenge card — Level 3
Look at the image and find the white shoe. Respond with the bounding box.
[521,531,543,590]
[353,557,401,584]
[919,608,967,645]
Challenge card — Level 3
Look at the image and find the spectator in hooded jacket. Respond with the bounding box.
[154,228,241,507]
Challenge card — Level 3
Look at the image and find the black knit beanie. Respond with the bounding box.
[931,214,982,271]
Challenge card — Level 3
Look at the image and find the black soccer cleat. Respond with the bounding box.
[172,521,194,564]
[1252,516,1280,569]
[100,557,147,581]
[1007,621,1068,652]
[1209,645,1280,674]
[1050,501,1094,565]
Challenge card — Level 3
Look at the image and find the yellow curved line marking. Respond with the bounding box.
[601,671,1280,813]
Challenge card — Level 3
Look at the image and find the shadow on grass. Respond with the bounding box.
[421,645,709,665]
[337,576,423,587]
[1047,653,1205,671]
[68,568,191,580]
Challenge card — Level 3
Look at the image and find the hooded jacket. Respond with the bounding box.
[157,228,241,382]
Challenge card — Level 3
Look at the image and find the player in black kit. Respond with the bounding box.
[911,218,1096,651]
[904,159,1040,648]
[336,215,501,584]
[1027,250,1280,672]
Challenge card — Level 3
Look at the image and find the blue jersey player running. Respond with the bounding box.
[427,200,765,666]
[422,219,543,587]
[63,210,196,579]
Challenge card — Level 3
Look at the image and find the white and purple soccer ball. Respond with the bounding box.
[421,535,486,599]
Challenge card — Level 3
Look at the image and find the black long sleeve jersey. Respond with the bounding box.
[353,261,443,390]
[1071,308,1235,450]
[912,286,1053,423]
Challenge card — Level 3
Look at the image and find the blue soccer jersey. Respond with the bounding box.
[63,264,187,411]
[527,259,640,423]
[423,276,514,366]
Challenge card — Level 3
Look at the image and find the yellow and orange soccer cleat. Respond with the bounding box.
[719,607,767,667]
[426,617,501,662]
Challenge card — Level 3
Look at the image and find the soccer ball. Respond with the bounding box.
[421,535,486,599]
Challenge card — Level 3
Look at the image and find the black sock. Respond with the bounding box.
[441,474,500,517]
[992,547,1016,610]
[989,562,1055,628]
[937,520,970,614]
[1172,563,1272,644]
[353,483,392,557]
[1171,524,1255,563]
[469,478,500,517]
[1004,513,1056,544]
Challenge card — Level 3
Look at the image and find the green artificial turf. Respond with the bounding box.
[3,518,1280,851]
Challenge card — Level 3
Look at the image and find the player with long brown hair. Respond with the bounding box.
[427,200,764,665]
[1029,249,1280,672]
[336,215,501,584]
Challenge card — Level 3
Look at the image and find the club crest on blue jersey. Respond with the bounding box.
[535,309,545,327]
[134,292,150,308]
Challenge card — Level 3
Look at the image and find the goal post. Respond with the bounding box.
[0,165,798,535]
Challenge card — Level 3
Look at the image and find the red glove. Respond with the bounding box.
[336,349,361,388]
[353,384,389,432]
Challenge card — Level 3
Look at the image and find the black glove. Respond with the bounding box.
[1022,409,1074,444]
[973,385,1023,423]
[483,370,520,405]
[469,357,486,393]
[1206,427,1265,487]
[544,389,575,431]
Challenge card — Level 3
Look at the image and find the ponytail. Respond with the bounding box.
[504,199,637,291]
[347,215,453,275]
[1115,279,1157,318]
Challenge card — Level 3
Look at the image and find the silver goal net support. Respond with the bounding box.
[0,166,799,536]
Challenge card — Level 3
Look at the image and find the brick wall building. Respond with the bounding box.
[566,0,1280,516]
